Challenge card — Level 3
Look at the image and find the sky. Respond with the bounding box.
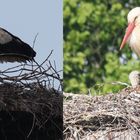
[0,0,63,77]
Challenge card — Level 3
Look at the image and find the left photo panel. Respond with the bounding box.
[0,0,63,140]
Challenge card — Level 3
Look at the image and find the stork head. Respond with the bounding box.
[129,70,140,87]
[127,7,140,24]
[120,7,140,50]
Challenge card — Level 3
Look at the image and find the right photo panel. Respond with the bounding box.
[64,0,140,139]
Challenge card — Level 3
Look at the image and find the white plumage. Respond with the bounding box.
[120,7,140,56]
[129,71,140,87]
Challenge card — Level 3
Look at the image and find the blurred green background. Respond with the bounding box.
[64,0,140,94]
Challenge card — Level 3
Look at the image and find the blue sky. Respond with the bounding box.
[0,0,63,76]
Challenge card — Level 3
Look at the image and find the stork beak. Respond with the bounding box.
[120,22,135,50]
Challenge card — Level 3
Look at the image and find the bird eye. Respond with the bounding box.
[134,16,138,21]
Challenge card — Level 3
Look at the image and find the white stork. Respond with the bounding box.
[0,27,36,63]
[120,7,140,56]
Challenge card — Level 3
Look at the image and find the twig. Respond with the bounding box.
[27,113,36,138]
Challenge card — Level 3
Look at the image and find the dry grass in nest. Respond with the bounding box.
[64,87,140,139]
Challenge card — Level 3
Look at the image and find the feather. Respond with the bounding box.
[0,27,36,62]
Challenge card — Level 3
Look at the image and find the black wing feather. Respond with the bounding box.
[0,27,36,62]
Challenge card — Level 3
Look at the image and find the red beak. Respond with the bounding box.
[120,22,135,50]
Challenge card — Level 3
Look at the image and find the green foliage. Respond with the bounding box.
[64,0,140,94]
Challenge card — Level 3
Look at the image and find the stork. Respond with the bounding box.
[0,27,36,63]
[120,7,140,56]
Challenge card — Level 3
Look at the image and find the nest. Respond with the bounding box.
[0,51,63,140]
[64,87,140,140]
[0,83,62,125]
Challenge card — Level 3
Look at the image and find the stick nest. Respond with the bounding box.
[0,50,63,128]
[64,87,140,140]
